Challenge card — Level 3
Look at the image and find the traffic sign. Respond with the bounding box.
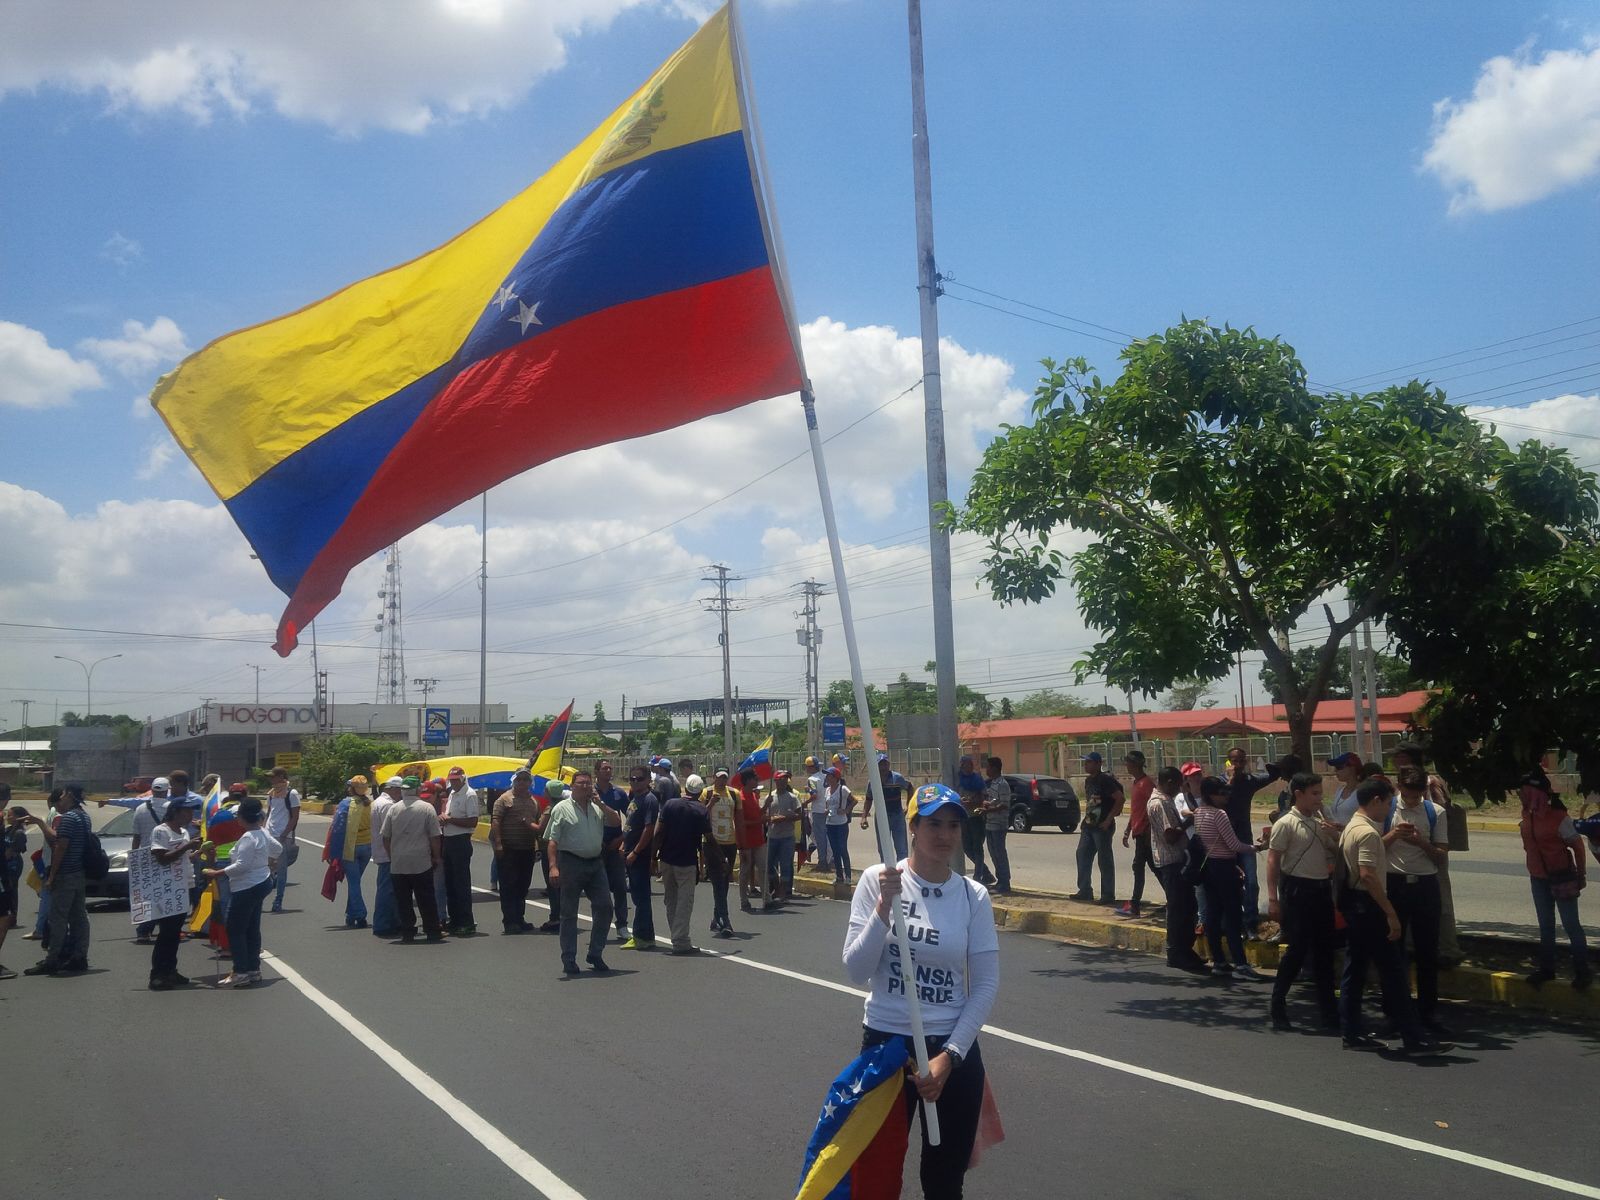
[424,707,451,746]
[822,716,846,745]
[274,751,302,770]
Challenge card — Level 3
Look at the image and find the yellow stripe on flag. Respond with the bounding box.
[189,883,215,934]
[794,1074,904,1200]
[151,6,742,502]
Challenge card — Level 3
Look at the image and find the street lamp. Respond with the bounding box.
[53,654,123,717]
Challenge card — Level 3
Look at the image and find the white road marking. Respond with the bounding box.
[296,830,1600,1198]
[262,947,585,1200]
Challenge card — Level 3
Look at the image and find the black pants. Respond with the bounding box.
[1271,876,1338,1021]
[1130,831,1154,906]
[708,842,736,923]
[151,913,185,979]
[1387,873,1442,1021]
[440,835,474,929]
[962,814,989,880]
[1157,862,1201,965]
[1339,895,1423,1044]
[393,868,443,939]
[497,847,535,929]
[862,1028,986,1200]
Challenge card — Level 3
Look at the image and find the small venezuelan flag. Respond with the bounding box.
[152,5,803,655]
[735,735,775,783]
[795,1038,911,1200]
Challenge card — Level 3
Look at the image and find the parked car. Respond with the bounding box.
[1003,774,1079,833]
[89,806,136,903]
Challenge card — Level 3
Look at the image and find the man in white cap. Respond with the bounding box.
[369,777,403,938]
[131,776,172,943]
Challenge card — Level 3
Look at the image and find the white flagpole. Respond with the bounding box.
[727,0,940,1144]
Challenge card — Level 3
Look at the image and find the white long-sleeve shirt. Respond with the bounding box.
[843,863,1000,1060]
[223,828,283,890]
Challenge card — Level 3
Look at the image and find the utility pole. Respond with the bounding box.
[54,653,122,718]
[245,663,263,770]
[413,677,440,750]
[1361,619,1380,763]
[12,699,32,775]
[376,543,407,705]
[478,491,489,755]
[797,579,827,760]
[702,563,740,766]
[907,0,959,788]
[1126,690,1139,747]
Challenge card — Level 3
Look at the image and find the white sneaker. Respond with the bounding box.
[218,973,241,987]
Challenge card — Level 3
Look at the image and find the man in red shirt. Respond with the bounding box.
[735,770,772,913]
[1116,750,1155,918]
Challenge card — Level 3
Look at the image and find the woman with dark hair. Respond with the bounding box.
[844,783,1000,1199]
[201,794,280,987]
[1193,776,1263,979]
[1519,769,1590,990]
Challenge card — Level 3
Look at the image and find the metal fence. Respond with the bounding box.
[1046,732,1409,779]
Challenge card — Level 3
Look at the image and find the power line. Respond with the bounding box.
[1327,315,1600,389]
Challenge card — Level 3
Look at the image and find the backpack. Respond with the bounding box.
[1384,797,1438,839]
[81,815,110,881]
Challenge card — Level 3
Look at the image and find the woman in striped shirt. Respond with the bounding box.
[1194,776,1263,980]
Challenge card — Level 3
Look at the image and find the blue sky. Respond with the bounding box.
[3,0,1598,724]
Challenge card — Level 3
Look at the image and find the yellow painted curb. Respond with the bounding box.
[793,872,1597,1022]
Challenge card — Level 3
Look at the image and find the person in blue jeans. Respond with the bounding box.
[980,756,1012,895]
[1072,753,1124,903]
[340,778,374,928]
[861,755,911,862]
[369,777,403,937]
[203,795,281,987]
[619,768,659,948]
[1222,746,1281,938]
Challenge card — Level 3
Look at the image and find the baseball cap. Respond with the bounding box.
[166,792,200,810]
[401,775,421,789]
[804,756,818,769]
[1326,752,1361,768]
[907,783,965,822]
[447,766,466,778]
[826,765,841,777]
[774,769,791,781]
[228,782,250,796]
[1180,761,1204,777]
[1081,752,1102,764]
[684,773,705,796]
[512,766,533,779]
[150,776,171,792]
[348,774,369,788]
[714,767,730,779]
[878,753,890,763]
[383,776,405,789]
[545,781,568,801]
[1123,750,1146,765]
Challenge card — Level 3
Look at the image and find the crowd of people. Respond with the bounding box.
[1,740,1594,1028]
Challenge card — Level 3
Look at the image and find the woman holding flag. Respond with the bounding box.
[835,783,1001,1199]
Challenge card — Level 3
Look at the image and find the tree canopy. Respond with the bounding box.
[1258,645,1422,705]
[952,319,1600,794]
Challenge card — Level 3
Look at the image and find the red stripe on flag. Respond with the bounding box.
[274,267,801,653]
[850,1083,910,1198]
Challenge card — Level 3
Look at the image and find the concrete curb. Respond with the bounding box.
[789,872,1599,1022]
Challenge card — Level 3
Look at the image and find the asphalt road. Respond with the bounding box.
[8,812,1600,1200]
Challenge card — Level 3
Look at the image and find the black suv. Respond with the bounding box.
[1003,774,1079,833]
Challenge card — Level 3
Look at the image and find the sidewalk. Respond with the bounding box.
[790,868,1600,1024]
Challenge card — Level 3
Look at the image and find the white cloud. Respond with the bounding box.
[135,438,179,481]
[1424,40,1600,213]
[79,316,190,378]
[0,0,672,134]
[1470,391,1600,460]
[101,232,143,268]
[0,321,104,409]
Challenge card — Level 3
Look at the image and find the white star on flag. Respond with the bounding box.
[492,283,517,310]
[850,1076,866,1095]
[821,1100,837,1119]
[510,299,543,334]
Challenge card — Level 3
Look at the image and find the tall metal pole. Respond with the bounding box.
[54,653,122,718]
[1361,619,1380,763]
[1349,605,1367,761]
[479,491,489,755]
[245,662,263,770]
[907,0,958,787]
[12,699,32,775]
[704,564,738,766]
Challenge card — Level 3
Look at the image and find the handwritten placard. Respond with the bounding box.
[129,847,190,924]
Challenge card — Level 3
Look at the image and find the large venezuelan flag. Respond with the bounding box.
[735,734,775,783]
[795,1039,912,1199]
[152,6,802,654]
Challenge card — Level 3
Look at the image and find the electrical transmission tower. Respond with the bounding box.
[702,563,742,765]
[796,579,828,759]
[375,543,407,705]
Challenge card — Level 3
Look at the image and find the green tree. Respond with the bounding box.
[999,697,1014,720]
[645,711,673,754]
[952,319,1600,791]
[1258,646,1423,704]
[1162,675,1218,711]
[300,733,413,801]
[1009,689,1117,718]
[593,700,607,731]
